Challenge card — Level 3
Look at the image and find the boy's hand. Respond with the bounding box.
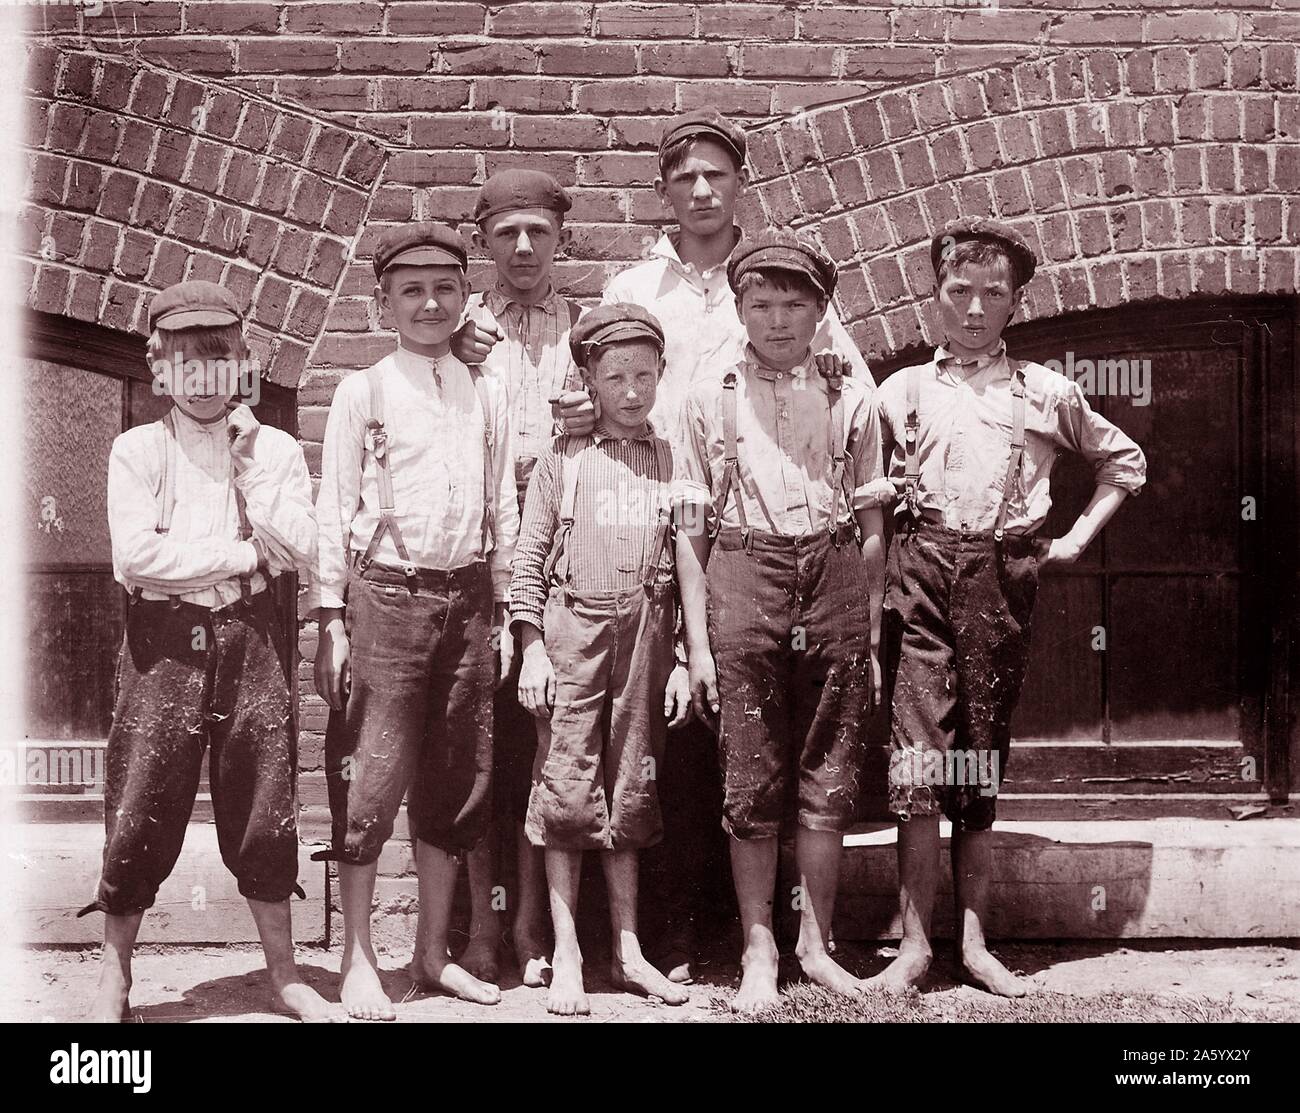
[1035,535,1083,566]
[688,652,720,732]
[494,605,513,688]
[813,352,852,379]
[452,319,503,365]
[664,664,691,728]
[864,477,901,507]
[226,403,260,471]
[549,390,597,436]
[314,615,350,711]
[517,639,556,719]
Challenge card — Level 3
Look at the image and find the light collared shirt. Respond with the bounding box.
[678,347,884,537]
[465,285,584,486]
[108,406,316,608]
[510,422,674,633]
[875,343,1148,534]
[603,229,871,452]
[310,345,519,610]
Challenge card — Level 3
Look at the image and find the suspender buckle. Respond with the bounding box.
[401,564,420,595]
[366,419,388,460]
[167,595,183,611]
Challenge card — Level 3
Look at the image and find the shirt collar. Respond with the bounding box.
[744,343,814,382]
[936,339,1008,377]
[591,418,655,443]
[653,225,745,279]
[169,404,227,437]
[394,343,456,379]
[482,283,560,318]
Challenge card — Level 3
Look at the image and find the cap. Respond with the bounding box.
[569,303,666,368]
[658,108,747,170]
[931,217,1037,288]
[372,222,469,279]
[148,280,242,331]
[473,169,572,225]
[726,228,837,300]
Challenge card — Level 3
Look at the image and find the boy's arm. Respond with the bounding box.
[233,427,318,574]
[814,303,871,380]
[1040,483,1130,565]
[108,434,258,592]
[674,392,720,725]
[308,375,365,614]
[508,446,559,635]
[488,378,520,605]
[848,388,887,698]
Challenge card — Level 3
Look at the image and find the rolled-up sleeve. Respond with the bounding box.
[509,445,559,632]
[846,381,886,510]
[308,374,365,612]
[235,431,317,575]
[488,376,519,603]
[1050,380,1148,495]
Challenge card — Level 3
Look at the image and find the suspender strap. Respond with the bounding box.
[233,483,257,606]
[824,375,862,548]
[641,437,674,590]
[148,414,182,609]
[359,364,419,590]
[993,363,1027,543]
[903,363,921,520]
[470,368,495,558]
[544,436,591,596]
[712,371,748,546]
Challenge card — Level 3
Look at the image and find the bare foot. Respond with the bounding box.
[960,945,1029,998]
[797,948,862,997]
[460,932,500,984]
[547,946,589,1016]
[89,968,130,1023]
[610,958,689,1006]
[269,969,347,1023]
[731,940,780,1014]
[341,947,396,1021]
[515,930,552,988]
[863,943,931,994]
[411,951,500,1005]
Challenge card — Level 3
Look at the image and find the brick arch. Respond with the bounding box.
[740,46,1300,364]
[21,42,389,388]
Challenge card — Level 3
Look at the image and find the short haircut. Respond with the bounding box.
[147,321,248,363]
[935,239,1023,291]
[659,135,744,179]
[583,337,664,379]
[734,268,826,303]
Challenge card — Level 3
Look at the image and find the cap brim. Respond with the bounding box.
[152,308,241,330]
[733,253,831,296]
[384,246,465,271]
[581,323,664,351]
[661,123,744,160]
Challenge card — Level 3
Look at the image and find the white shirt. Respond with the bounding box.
[108,406,316,608]
[310,345,519,610]
[603,229,872,449]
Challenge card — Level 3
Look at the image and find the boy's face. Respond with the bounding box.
[736,279,826,371]
[155,341,242,424]
[583,340,662,429]
[655,138,747,239]
[376,264,468,348]
[936,256,1022,359]
[471,208,570,294]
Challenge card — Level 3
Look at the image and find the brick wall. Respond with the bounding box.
[22,2,1300,840]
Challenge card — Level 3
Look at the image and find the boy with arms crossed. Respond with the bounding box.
[870,219,1147,996]
[312,223,518,1019]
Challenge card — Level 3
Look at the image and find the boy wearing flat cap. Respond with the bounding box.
[457,168,586,989]
[675,230,887,1012]
[84,281,333,1022]
[311,222,519,1018]
[509,303,691,1016]
[869,218,1146,997]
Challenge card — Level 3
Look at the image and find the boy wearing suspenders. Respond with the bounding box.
[311,223,519,1019]
[509,304,691,1016]
[458,170,585,989]
[85,281,332,1022]
[675,232,887,1013]
[870,219,1147,997]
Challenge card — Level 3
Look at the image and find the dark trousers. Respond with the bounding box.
[323,561,494,864]
[885,521,1040,831]
[492,628,537,825]
[84,593,299,916]
[706,527,874,840]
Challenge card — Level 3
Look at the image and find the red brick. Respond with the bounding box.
[676,81,771,116]
[913,84,951,131]
[1243,98,1274,143]
[285,2,385,33]
[252,275,293,330]
[82,111,123,161]
[1140,99,1175,146]
[64,162,104,213]
[1049,55,1086,103]
[966,121,1001,172]
[1055,265,1091,313]
[883,194,926,245]
[95,62,135,112]
[891,8,942,43]
[1071,104,1106,151]
[141,39,235,75]
[1108,203,1143,253]
[826,157,866,207]
[343,40,438,73]
[1154,47,1192,92]
[1206,145,1235,192]
[324,188,368,237]
[814,109,853,162]
[878,91,918,140]
[25,44,58,97]
[472,77,567,113]
[237,215,279,269]
[918,182,959,232]
[1087,52,1123,101]
[581,152,654,186]
[386,2,486,34]
[1176,93,1209,141]
[67,272,104,321]
[444,42,540,75]
[81,220,119,272]
[58,54,95,100]
[993,169,1030,218]
[307,236,349,287]
[491,2,588,36]
[1075,210,1111,257]
[948,75,986,123]
[1275,147,1300,192]
[183,138,226,191]
[596,3,695,38]
[756,178,800,227]
[147,239,190,288]
[46,103,89,155]
[1263,45,1297,90]
[893,138,934,189]
[929,130,966,182]
[842,47,934,82]
[771,82,873,116]
[187,3,278,33]
[1229,46,1262,90]
[642,43,730,77]
[1027,163,1066,213]
[1125,50,1155,95]
[998,116,1036,164]
[96,171,140,224]
[379,75,469,111]
[1062,157,1101,205]
[1172,146,1203,194]
[538,42,634,76]
[867,256,906,307]
[845,100,885,149]
[1016,60,1054,108]
[949,11,1047,43]
[1191,44,1228,90]
[1237,147,1269,194]
[882,306,924,354]
[167,191,214,243]
[864,149,902,199]
[797,6,887,41]
[983,69,1018,115]
[47,211,84,259]
[742,44,837,79]
[575,79,675,115]
[1049,13,1142,46]
[1179,198,1213,246]
[1146,13,1238,44]
[114,230,152,281]
[240,39,337,74]
[270,117,314,162]
[85,1,181,34]
[516,114,610,149]
[31,265,70,314]
[781,123,819,173]
[1107,101,1141,147]
[1133,150,1171,197]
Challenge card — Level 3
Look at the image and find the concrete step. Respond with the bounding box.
[10,821,326,945]
[831,817,1300,940]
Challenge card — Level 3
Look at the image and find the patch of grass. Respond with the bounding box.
[707,983,1282,1024]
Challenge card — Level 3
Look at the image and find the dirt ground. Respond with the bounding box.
[12,935,1300,1023]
